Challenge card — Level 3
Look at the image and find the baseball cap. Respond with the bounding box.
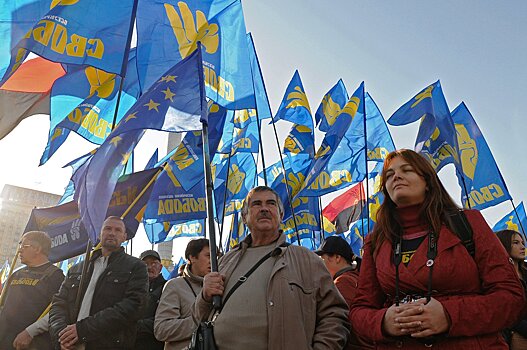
[315,236,354,263]
[139,249,161,262]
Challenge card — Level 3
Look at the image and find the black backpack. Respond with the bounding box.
[447,210,475,258]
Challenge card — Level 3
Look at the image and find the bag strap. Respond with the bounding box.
[219,242,289,313]
[183,276,197,298]
[447,210,475,257]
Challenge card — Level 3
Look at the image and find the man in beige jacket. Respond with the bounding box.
[195,186,350,349]
[155,239,210,349]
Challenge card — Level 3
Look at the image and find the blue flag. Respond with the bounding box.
[2,0,136,84]
[136,0,255,109]
[282,196,321,236]
[144,219,204,244]
[226,212,247,252]
[388,81,460,172]
[207,101,232,156]
[451,102,511,210]
[493,202,527,235]
[0,0,49,81]
[113,48,207,135]
[105,168,161,238]
[316,79,348,132]
[24,201,89,263]
[40,49,141,164]
[168,257,186,279]
[144,168,207,224]
[283,124,315,158]
[365,92,396,162]
[230,110,260,154]
[145,149,159,170]
[73,127,144,241]
[300,83,367,197]
[345,221,366,257]
[213,153,257,220]
[247,33,272,120]
[272,70,313,128]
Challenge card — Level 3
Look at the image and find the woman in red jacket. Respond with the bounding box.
[349,149,524,349]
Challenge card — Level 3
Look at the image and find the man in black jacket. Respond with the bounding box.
[0,231,64,350]
[49,216,148,350]
[133,249,166,350]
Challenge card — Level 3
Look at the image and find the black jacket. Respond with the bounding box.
[134,273,167,350]
[49,248,148,349]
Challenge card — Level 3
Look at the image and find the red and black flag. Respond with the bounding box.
[323,182,365,234]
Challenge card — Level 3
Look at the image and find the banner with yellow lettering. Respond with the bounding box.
[2,0,136,84]
[136,0,255,109]
[144,219,204,244]
[40,49,140,165]
[0,0,51,82]
[272,70,313,128]
[451,102,511,210]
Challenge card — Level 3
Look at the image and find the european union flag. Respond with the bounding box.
[452,102,511,210]
[114,48,206,135]
[316,79,348,132]
[40,49,141,165]
[389,81,460,172]
[2,0,136,84]
[300,83,366,197]
[272,70,313,128]
[365,92,395,162]
[144,219,204,244]
[136,0,255,109]
[493,202,527,235]
[247,33,272,120]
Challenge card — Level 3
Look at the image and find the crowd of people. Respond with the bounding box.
[0,149,525,349]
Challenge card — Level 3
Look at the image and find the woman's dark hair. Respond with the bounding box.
[495,229,524,256]
[184,238,209,261]
[371,149,459,255]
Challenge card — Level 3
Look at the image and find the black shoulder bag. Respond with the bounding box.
[189,244,287,350]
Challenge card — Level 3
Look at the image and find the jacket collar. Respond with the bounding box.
[183,263,204,284]
[89,246,125,263]
[237,232,288,257]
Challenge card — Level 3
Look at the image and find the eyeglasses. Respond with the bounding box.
[19,243,33,249]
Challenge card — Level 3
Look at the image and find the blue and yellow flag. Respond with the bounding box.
[230,110,260,154]
[213,153,257,220]
[493,202,527,235]
[247,33,272,120]
[272,70,313,128]
[0,0,49,81]
[40,49,141,165]
[136,0,254,109]
[451,102,511,210]
[143,133,207,224]
[207,102,232,156]
[2,0,136,84]
[226,212,247,252]
[300,82,366,197]
[389,81,460,172]
[145,149,159,170]
[365,92,396,162]
[316,79,348,132]
[283,124,315,158]
[144,219,204,244]
[282,196,321,240]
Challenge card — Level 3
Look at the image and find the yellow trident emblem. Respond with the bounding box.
[165,1,219,58]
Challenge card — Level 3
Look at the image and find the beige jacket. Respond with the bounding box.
[154,265,203,350]
[194,234,350,350]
